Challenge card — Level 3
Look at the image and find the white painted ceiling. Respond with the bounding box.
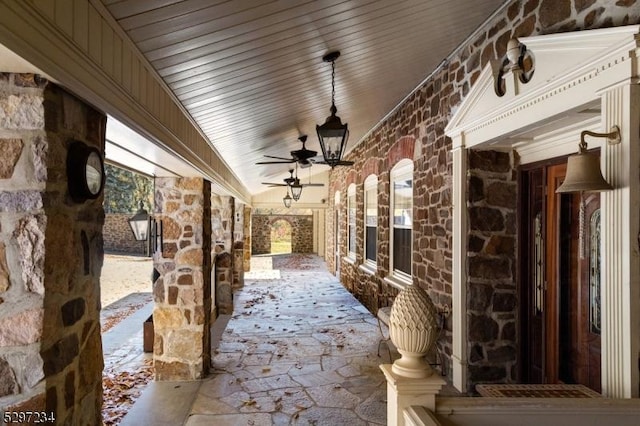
[100,0,507,195]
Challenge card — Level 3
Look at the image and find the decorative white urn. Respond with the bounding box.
[389,285,439,378]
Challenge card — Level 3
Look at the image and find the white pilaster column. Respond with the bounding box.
[451,137,468,392]
[380,365,446,426]
[600,84,640,398]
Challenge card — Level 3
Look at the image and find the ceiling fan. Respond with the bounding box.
[256,135,318,168]
[261,167,324,188]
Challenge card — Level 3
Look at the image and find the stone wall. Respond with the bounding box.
[243,206,251,271]
[466,151,518,385]
[0,74,105,424]
[205,194,247,317]
[251,215,314,254]
[212,194,233,254]
[152,177,212,381]
[327,0,639,390]
[251,215,270,254]
[103,213,146,255]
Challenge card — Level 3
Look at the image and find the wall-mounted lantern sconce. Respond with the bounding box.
[493,38,535,97]
[128,201,162,256]
[556,126,621,193]
[128,201,150,241]
[283,192,292,208]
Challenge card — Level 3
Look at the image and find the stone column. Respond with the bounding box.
[232,200,244,291]
[215,252,233,314]
[153,177,212,380]
[0,74,105,424]
[243,206,251,272]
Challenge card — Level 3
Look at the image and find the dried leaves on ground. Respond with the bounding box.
[101,302,146,333]
[102,359,153,425]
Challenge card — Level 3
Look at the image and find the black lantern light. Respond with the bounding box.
[316,51,350,168]
[290,178,303,201]
[128,201,150,241]
[283,191,292,208]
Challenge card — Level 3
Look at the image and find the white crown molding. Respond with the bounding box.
[445,25,640,148]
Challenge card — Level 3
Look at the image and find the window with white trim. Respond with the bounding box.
[347,184,356,258]
[364,175,377,266]
[390,159,413,279]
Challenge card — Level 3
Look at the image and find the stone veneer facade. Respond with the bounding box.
[251,214,314,254]
[103,213,146,255]
[327,0,640,392]
[0,74,105,423]
[153,177,212,380]
[466,151,518,384]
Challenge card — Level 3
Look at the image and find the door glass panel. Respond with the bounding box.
[589,209,601,335]
[534,212,543,314]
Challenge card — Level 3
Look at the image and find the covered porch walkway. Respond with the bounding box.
[123,254,389,425]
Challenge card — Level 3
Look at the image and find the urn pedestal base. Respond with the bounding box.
[392,349,433,378]
[380,364,445,426]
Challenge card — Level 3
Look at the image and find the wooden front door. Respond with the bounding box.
[520,162,602,392]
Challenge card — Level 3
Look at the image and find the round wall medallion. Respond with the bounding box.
[67,140,105,202]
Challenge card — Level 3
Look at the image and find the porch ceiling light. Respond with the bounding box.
[283,192,292,208]
[128,201,150,241]
[290,179,303,201]
[556,126,621,193]
[316,51,350,168]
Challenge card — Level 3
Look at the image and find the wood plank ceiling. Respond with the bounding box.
[102,0,507,195]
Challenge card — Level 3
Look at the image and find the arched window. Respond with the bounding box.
[390,159,413,283]
[364,174,378,266]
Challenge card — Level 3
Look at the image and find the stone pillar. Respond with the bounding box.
[0,74,105,424]
[380,365,445,426]
[215,252,233,314]
[232,241,244,291]
[465,150,518,390]
[291,215,314,253]
[251,215,270,254]
[153,177,212,380]
[232,200,244,290]
[243,206,251,272]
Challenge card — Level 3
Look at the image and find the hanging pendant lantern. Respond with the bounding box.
[316,51,349,168]
[283,192,292,208]
[556,126,621,193]
[290,178,303,201]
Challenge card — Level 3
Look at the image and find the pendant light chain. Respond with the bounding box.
[331,59,336,108]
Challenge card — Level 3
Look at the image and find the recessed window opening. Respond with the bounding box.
[347,183,356,259]
[364,175,378,266]
[390,159,413,280]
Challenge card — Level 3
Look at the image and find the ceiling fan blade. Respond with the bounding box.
[302,183,325,187]
[261,182,287,186]
[263,155,294,161]
[256,160,296,165]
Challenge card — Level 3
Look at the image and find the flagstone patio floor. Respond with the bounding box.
[122,254,391,425]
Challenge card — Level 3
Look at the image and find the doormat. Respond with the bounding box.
[476,384,601,398]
